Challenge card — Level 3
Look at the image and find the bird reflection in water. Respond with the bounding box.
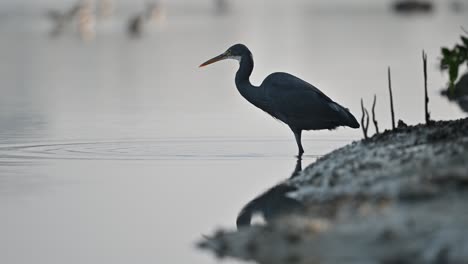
[77,0,95,41]
[128,1,166,38]
[214,0,229,15]
[236,158,305,228]
[46,0,95,40]
[46,3,81,37]
[97,0,113,18]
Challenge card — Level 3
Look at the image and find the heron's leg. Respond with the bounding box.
[293,130,304,157]
[290,156,302,179]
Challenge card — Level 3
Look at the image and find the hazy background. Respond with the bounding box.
[0,0,467,264]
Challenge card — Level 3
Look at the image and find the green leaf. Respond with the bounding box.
[458,47,467,63]
[440,57,448,66]
[449,64,459,83]
[440,63,448,71]
[441,47,451,57]
[461,36,468,47]
[449,82,455,96]
[441,35,468,94]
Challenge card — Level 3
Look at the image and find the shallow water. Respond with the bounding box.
[0,1,467,264]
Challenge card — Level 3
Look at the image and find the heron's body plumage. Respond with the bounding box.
[201,43,359,155]
[260,72,359,130]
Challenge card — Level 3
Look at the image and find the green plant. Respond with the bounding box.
[440,34,468,94]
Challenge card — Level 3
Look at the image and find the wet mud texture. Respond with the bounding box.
[199,118,468,264]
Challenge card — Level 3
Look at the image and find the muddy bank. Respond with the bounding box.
[198,118,468,264]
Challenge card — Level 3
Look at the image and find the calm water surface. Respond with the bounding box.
[0,1,467,263]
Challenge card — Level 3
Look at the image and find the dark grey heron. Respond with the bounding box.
[200,44,360,156]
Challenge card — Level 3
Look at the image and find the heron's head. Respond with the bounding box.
[199,44,251,67]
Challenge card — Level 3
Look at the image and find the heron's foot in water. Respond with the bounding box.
[296,150,304,158]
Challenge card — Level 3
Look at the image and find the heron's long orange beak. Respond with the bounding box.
[199,52,228,67]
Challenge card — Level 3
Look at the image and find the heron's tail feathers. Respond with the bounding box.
[332,102,360,128]
[343,108,360,128]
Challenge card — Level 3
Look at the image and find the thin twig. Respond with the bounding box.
[422,50,431,124]
[371,94,379,134]
[364,108,370,135]
[388,67,395,130]
[361,98,369,139]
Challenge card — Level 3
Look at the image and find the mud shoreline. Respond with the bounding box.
[198,118,468,264]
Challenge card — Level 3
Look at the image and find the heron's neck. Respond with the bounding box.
[235,54,265,108]
[235,54,253,87]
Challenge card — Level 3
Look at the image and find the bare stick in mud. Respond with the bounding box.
[372,94,379,134]
[422,50,431,124]
[361,98,369,139]
[388,67,395,130]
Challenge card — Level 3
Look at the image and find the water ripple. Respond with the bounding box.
[0,138,330,161]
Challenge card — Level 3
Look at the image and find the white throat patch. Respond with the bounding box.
[227,55,242,62]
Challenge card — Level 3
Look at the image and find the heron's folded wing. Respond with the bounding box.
[264,73,342,125]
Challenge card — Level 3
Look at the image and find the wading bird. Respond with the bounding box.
[199,44,359,156]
